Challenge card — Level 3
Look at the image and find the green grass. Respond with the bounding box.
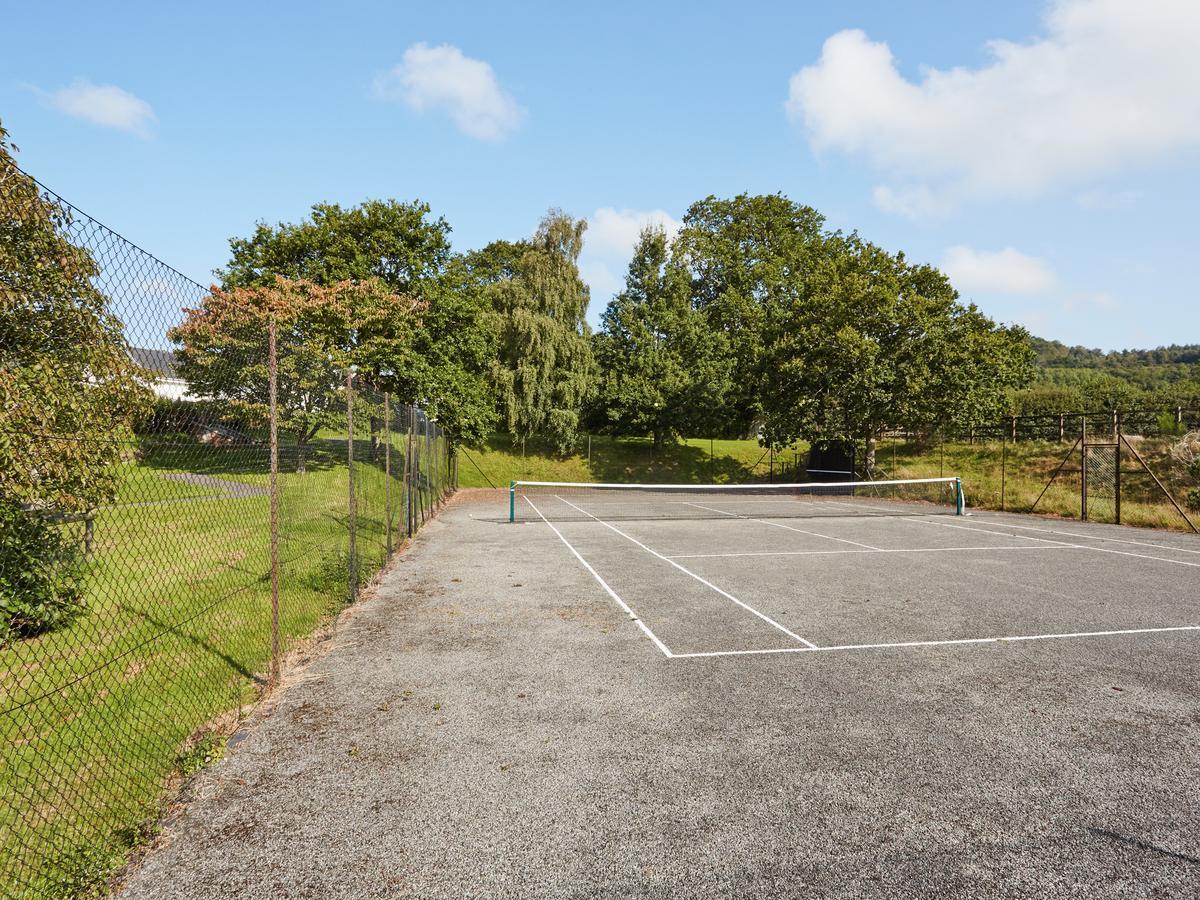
[1,435,412,897]
[457,433,804,488]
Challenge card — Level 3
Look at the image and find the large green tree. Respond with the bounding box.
[593,227,732,448]
[480,210,594,453]
[214,200,494,444]
[671,194,830,437]
[756,234,1034,469]
[0,122,153,636]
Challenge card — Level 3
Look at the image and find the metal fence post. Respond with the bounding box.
[1115,411,1122,525]
[1001,434,1007,512]
[384,393,392,557]
[346,369,358,602]
[268,318,281,685]
[1080,416,1088,521]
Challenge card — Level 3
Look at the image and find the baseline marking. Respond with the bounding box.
[552,495,818,649]
[681,502,885,551]
[670,624,1200,659]
[524,497,673,657]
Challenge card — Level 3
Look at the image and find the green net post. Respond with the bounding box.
[509,481,516,523]
[955,478,965,515]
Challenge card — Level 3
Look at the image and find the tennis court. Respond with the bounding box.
[120,483,1200,897]
[512,478,1200,660]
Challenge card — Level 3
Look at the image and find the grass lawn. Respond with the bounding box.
[0,436,408,897]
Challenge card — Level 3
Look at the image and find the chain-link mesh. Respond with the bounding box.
[1,161,453,896]
[1084,444,1118,522]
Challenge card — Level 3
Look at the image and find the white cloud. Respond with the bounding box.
[374,43,524,141]
[786,0,1200,213]
[587,207,681,258]
[576,208,681,321]
[41,79,155,138]
[942,246,1057,295]
[1076,188,1144,210]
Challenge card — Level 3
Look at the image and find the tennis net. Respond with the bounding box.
[510,477,965,522]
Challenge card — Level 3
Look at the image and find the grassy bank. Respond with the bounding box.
[1,436,406,897]
[457,433,1198,532]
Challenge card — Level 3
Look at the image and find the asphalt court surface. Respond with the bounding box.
[522,493,1200,657]
[120,492,1200,898]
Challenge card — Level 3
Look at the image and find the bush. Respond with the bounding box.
[1187,487,1200,513]
[1157,412,1186,437]
[0,502,88,642]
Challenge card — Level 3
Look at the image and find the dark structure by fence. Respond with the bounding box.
[2,164,455,894]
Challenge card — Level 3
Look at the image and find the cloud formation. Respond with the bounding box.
[42,79,156,138]
[941,246,1057,296]
[375,43,524,141]
[786,0,1200,214]
[577,207,681,316]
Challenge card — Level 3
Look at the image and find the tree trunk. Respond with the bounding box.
[296,436,308,474]
[652,427,665,452]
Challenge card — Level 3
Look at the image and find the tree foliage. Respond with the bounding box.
[215,199,495,445]
[592,227,732,447]
[480,210,594,453]
[0,121,152,636]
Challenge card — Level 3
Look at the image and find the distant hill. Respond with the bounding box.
[1031,337,1200,393]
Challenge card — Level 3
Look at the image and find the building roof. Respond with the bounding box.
[129,347,181,379]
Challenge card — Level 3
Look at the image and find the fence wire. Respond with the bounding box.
[1,162,453,896]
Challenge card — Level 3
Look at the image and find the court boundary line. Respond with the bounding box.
[524,497,674,657]
[551,495,819,649]
[970,517,1200,555]
[666,545,1090,560]
[670,624,1200,658]
[904,516,1200,568]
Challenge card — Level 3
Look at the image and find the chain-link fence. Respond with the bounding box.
[2,162,454,896]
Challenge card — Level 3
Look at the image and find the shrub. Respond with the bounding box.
[1187,487,1200,513]
[0,502,88,642]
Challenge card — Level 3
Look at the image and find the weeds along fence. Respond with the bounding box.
[1,165,454,895]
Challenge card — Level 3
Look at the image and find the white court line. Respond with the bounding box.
[666,545,1090,560]
[971,517,1200,556]
[523,497,674,658]
[905,516,1200,569]
[682,501,886,551]
[552,495,818,649]
[670,624,1200,658]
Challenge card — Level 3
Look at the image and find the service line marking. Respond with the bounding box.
[666,545,1089,560]
[551,495,818,649]
[524,497,674,657]
[671,624,1200,659]
[681,502,886,551]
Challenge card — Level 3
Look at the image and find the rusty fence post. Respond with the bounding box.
[384,393,392,557]
[346,369,358,603]
[268,318,281,685]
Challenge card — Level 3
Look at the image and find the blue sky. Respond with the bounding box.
[3,0,1198,350]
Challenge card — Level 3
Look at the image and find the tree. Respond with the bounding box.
[170,277,424,471]
[215,199,496,446]
[482,210,594,453]
[218,199,452,292]
[671,194,830,437]
[593,227,732,448]
[0,121,153,636]
[755,235,1034,470]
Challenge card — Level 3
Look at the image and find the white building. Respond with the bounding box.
[129,347,191,401]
